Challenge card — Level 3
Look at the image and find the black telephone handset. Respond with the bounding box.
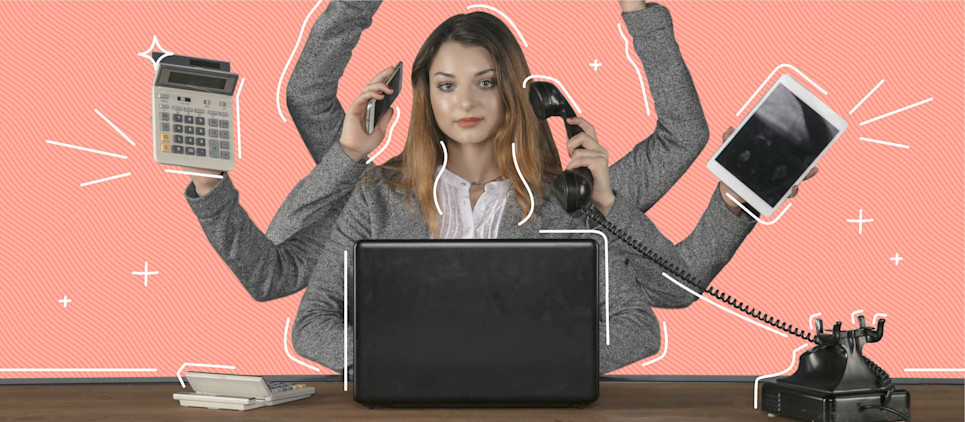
[528,81,593,213]
[530,80,909,422]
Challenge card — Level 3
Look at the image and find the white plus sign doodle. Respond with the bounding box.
[589,59,602,71]
[132,261,159,286]
[846,209,873,234]
[58,295,72,308]
[890,253,903,266]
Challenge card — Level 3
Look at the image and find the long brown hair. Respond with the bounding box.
[363,11,561,238]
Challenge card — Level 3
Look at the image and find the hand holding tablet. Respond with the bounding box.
[708,75,847,217]
[716,127,820,216]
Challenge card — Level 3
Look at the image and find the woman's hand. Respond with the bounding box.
[339,66,399,163]
[181,166,223,197]
[564,116,616,216]
[618,0,646,13]
[717,126,820,216]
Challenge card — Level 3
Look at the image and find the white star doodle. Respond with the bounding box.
[137,35,173,72]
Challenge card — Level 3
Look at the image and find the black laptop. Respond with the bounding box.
[353,239,599,408]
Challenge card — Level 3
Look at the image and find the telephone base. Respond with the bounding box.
[761,380,910,422]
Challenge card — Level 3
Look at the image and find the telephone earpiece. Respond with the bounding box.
[528,81,593,213]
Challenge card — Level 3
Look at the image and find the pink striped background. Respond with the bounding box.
[0,1,961,379]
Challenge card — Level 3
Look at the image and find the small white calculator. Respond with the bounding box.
[152,62,239,171]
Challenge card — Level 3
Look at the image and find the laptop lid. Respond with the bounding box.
[353,239,598,406]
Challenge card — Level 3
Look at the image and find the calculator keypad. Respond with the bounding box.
[158,106,231,161]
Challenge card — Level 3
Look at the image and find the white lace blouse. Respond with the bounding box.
[433,165,512,239]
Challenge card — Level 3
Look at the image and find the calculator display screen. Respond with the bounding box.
[168,71,227,90]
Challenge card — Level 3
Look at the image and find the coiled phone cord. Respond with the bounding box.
[861,355,896,405]
[580,204,817,344]
[580,204,913,418]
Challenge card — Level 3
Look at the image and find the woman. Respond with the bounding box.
[290,1,763,374]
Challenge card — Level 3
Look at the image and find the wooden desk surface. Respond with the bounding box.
[0,382,960,421]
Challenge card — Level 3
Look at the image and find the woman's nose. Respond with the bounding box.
[457,87,476,109]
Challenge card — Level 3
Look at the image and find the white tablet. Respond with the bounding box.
[707,74,847,217]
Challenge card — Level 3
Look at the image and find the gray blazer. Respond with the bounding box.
[185,1,757,374]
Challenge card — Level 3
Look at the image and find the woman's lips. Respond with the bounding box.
[457,118,481,128]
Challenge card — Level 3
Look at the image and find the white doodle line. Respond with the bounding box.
[639,321,668,368]
[467,5,527,47]
[366,106,400,164]
[235,77,246,159]
[660,272,788,338]
[176,363,236,388]
[276,0,326,122]
[808,313,821,330]
[343,250,348,391]
[284,317,320,372]
[512,142,535,225]
[131,261,158,287]
[849,79,884,115]
[522,75,582,114]
[45,140,127,159]
[617,23,650,116]
[736,64,828,117]
[136,35,173,73]
[433,140,449,216]
[859,137,910,149]
[95,109,135,147]
[724,192,792,225]
[850,309,864,324]
[540,229,609,345]
[80,172,132,187]
[754,343,810,409]
[873,313,888,325]
[164,169,224,179]
[0,368,156,373]
[904,368,965,373]
[859,97,933,126]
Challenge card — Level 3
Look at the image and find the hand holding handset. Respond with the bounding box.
[366,61,403,135]
[339,64,403,163]
[528,81,593,213]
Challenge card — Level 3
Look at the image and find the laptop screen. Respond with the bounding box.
[354,239,599,405]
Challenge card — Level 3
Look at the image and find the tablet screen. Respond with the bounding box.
[715,84,840,207]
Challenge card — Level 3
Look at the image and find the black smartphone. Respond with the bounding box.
[366,61,403,134]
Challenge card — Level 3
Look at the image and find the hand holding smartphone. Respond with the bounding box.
[366,61,403,135]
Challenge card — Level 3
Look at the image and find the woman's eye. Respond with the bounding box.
[437,82,454,91]
[480,79,496,88]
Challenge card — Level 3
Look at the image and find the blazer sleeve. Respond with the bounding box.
[292,183,372,373]
[608,2,710,213]
[184,141,371,302]
[286,0,382,164]
[268,0,381,243]
[588,186,756,310]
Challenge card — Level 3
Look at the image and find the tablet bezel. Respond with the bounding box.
[707,74,847,217]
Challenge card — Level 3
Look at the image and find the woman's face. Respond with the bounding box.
[429,42,504,146]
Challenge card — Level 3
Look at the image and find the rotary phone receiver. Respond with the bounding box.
[528,81,593,213]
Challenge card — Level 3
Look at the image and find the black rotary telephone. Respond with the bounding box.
[529,81,910,422]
